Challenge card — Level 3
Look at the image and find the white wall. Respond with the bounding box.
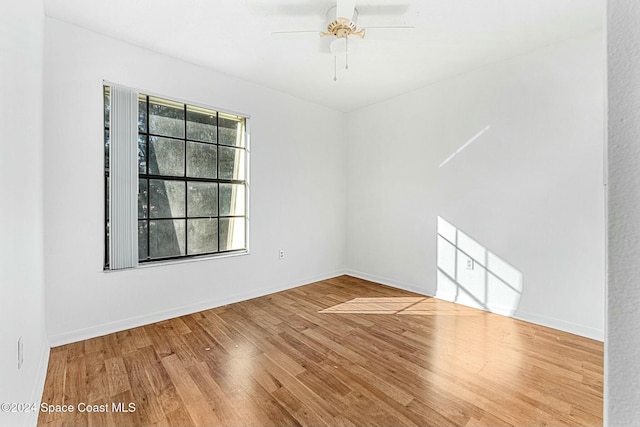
[41,4,606,355]
[0,1,49,426]
[346,33,605,340]
[606,2,640,425]
[43,18,347,345]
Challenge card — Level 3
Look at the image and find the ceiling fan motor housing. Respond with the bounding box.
[322,5,365,39]
[327,19,357,38]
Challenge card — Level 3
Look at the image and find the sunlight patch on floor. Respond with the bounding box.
[319,297,485,316]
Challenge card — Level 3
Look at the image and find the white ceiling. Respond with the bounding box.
[43,0,603,112]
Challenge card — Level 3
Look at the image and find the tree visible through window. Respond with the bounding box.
[104,87,248,267]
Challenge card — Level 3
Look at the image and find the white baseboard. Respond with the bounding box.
[48,268,604,346]
[24,335,50,427]
[345,269,434,296]
[435,291,603,341]
[48,270,346,347]
[514,309,604,342]
[345,270,604,342]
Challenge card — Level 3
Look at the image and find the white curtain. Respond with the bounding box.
[109,86,138,270]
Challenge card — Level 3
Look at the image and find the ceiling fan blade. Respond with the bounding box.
[336,0,356,20]
[364,25,415,30]
[271,30,321,38]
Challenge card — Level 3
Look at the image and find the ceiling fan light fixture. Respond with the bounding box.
[329,38,350,54]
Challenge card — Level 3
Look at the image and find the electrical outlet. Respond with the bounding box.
[466,258,475,270]
[17,337,23,370]
[279,249,285,260]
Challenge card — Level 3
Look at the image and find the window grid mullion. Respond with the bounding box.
[184,104,188,256]
[145,95,151,261]
[146,215,243,220]
[216,112,220,253]
[145,174,243,185]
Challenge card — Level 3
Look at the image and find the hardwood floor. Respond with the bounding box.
[38,276,603,426]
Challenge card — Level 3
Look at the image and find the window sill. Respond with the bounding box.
[104,250,249,272]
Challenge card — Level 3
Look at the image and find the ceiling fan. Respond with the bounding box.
[272,0,414,81]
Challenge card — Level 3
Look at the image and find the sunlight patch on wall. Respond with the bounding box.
[436,216,523,316]
[438,125,491,168]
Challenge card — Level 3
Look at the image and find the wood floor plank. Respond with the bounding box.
[85,351,109,404]
[185,361,248,426]
[84,336,105,354]
[38,275,603,427]
[129,326,153,349]
[163,406,195,427]
[269,385,328,427]
[143,322,174,359]
[38,347,67,424]
[218,312,308,376]
[161,354,223,426]
[252,353,337,425]
[99,333,121,360]
[62,356,88,426]
[86,404,113,427]
[65,341,85,363]
[104,356,131,397]
[199,358,300,427]
[109,389,142,427]
[115,330,138,355]
[157,322,202,369]
[136,345,184,417]
[199,310,263,357]
[121,350,166,425]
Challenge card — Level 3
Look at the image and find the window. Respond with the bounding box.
[104,86,248,269]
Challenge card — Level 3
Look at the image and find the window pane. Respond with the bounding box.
[149,97,184,138]
[105,221,109,266]
[219,114,244,146]
[149,136,184,177]
[138,135,147,173]
[138,179,148,219]
[105,176,109,220]
[187,218,218,255]
[218,146,245,180]
[219,183,245,216]
[149,180,185,218]
[104,128,110,170]
[219,218,245,251]
[149,219,185,258]
[186,141,216,179]
[138,95,147,133]
[187,182,217,217]
[104,86,110,128]
[187,106,216,143]
[138,221,148,261]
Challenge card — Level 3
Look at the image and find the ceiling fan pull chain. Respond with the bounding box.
[334,55,338,81]
[345,36,349,70]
